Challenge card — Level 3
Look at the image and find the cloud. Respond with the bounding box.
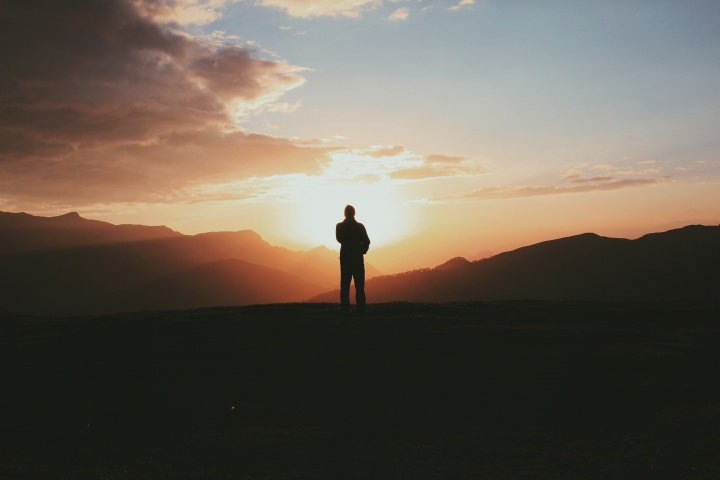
[562,171,614,184]
[425,154,470,164]
[563,162,661,178]
[192,49,306,109]
[0,129,335,205]
[0,0,318,207]
[449,0,475,12]
[256,1,476,19]
[136,0,236,26]
[591,164,620,171]
[390,154,487,180]
[442,176,670,202]
[391,166,459,180]
[255,0,382,18]
[387,7,410,21]
[369,145,407,157]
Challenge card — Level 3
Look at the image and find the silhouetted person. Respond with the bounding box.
[336,205,370,315]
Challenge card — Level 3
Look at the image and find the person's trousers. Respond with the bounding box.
[340,258,365,311]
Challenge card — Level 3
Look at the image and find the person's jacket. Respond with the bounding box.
[336,218,370,261]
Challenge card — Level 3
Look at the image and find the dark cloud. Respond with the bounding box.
[0,129,333,204]
[0,0,313,206]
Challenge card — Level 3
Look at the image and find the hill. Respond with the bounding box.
[2,302,719,479]
[0,211,181,253]
[2,212,717,315]
[0,211,380,316]
[312,225,720,304]
[95,259,323,312]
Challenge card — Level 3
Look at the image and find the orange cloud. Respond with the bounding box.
[369,145,407,157]
[256,0,381,18]
[425,154,471,164]
[390,154,486,180]
[446,177,670,201]
[133,0,233,26]
[562,171,615,183]
[0,130,334,205]
[0,0,314,206]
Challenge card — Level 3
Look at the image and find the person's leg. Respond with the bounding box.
[340,261,352,312]
[354,260,366,314]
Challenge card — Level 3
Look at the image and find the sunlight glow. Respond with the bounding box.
[288,179,415,250]
[285,150,422,249]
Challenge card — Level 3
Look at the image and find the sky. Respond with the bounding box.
[1,0,719,272]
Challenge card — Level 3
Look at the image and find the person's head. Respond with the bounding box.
[344,205,355,219]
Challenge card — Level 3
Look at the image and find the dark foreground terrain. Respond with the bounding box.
[2,302,720,479]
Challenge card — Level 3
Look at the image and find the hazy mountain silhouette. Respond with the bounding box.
[0,211,181,254]
[0,211,380,315]
[312,225,720,304]
[96,259,323,312]
[3,212,717,315]
[469,250,495,261]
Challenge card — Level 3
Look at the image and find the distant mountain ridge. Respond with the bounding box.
[0,211,380,316]
[100,259,323,313]
[2,212,717,315]
[0,211,181,254]
[312,225,720,305]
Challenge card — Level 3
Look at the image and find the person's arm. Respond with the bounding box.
[336,223,343,244]
[361,224,370,254]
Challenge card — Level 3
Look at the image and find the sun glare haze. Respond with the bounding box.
[286,150,422,250]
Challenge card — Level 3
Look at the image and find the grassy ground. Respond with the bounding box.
[2,301,720,479]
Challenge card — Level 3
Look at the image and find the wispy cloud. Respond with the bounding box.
[368,145,407,157]
[591,164,619,171]
[255,0,382,18]
[135,0,235,26]
[387,7,410,21]
[277,25,308,35]
[297,146,486,185]
[447,177,669,201]
[449,0,475,12]
[317,146,481,182]
[390,154,487,180]
[562,171,615,184]
[425,154,471,164]
[255,1,476,19]
[437,173,670,202]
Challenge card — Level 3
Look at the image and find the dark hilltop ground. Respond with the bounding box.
[2,301,720,479]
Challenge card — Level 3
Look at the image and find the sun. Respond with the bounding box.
[288,177,416,251]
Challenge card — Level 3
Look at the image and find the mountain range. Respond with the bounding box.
[0,211,380,315]
[313,225,720,305]
[1,211,718,316]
